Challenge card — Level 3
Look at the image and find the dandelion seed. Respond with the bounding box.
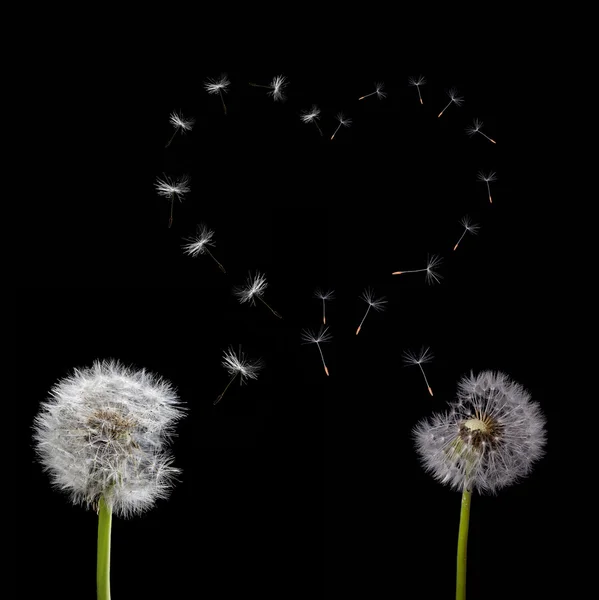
[233,271,282,319]
[477,170,497,204]
[249,74,288,102]
[330,112,352,140]
[466,118,496,144]
[301,325,333,376]
[300,105,323,136]
[359,81,387,101]
[314,288,336,324]
[182,224,226,272]
[214,346,263,405]
[392,254,443,285]
[204,73,230,115]
[453,216,480,251]
[437,87,464,117]
[165,110,195,148]
[403,346,435,396]
[154,174,191,228]
[356,287,387,335]
[408,75,427,104]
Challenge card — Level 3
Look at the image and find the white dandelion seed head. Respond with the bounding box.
[466,118,484,135]
[459,216,480,235]
[360,287,387,311]
[408,75,426,86]
[221,346,263,383]
[336,112,352,127]
[425,254,444,285]
[413,370,547,494]
[403,346,434,366]
[169,111,195,132]
[477,170,497,183]
[268,75,288,102]
[300,105,321,123]
[314,288,335,301]
[447,87,464,106]
[154,175,191,201]
[375,82,387,99]
[233,271,268,305]
[182,224,215,257]
[204,73,230,94]
[300,325,333,345]
[33,360,185,518]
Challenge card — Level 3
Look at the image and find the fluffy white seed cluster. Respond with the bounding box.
[33,360,185,518]
[413,371,546,494]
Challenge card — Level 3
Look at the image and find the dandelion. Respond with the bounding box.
[356,287,387,335]
[437,87,464,118]
[453,216,480,251]
[300,105,323,136]
[330,112,352,140]
[392,254,443,285]
[249,74,289,102]
[466,118,496,144]
[182,224,226,273]
[233,270,282,319]
[214,345,263,405]
[204,73,230,115]
[408,75,427,104]
[154,174,191,228]
[165,110,195,148]
[33,360,185,600]
[314,288,335,324]
[403,346,435,396]
[413,370,546,600]
[301,325,333,376]
[359,81,387,101]
[477,170,497,204]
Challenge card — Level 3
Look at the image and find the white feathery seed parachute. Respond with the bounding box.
[33,360,185,518]
[413,371,546,494]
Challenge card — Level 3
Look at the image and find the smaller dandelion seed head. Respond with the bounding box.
[314,288,335,301]
[182,224,216,257]
[268,75,288,101]
[466,118,484,135]
[375,82,387,98]
[221,346,263,383]
[154,175,191,200]
[300,105,321,123]
[403,346,434,366]
[169,111,195,132]
[300,325,333,345]
[336,112,352,127]
[459,216,480,235]
[360,287,387,311]
[447,87,464,106]
[477,170,497,183]
[425,254,443,285]
[233,271,268,305]
[204,73,230,94]
[408,75,427,86]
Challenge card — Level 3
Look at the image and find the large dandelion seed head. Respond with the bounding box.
[233,271,268,305]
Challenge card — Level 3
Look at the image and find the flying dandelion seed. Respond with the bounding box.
[477,170,497,204]
[233,271,282,319]
[301,325,333,376]
[182,224,226,273]
[331,112,352,140]
[438,87,464,117]
[214,346,263,405]
[359,82,387,101]
[154,174,191,228]
[356,287,387,335]
[403,346,435,396]
[408,75,427,104]
[392,254,443,285]
[204,73,230,115]
[300,105,323,136]
[466,118,496,144]
[165,110,195,148]
[453,216,480,251]
[249,74,288,102]
[314,288,335,324]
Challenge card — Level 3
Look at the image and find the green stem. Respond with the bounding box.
[97,496,112,600]
[456,489,472,600]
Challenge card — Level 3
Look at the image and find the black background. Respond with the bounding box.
[16,67,560,598]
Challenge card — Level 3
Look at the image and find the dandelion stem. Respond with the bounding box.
[314,121,323,136]
[169,198,174,228]
[331,123,342,140]
[316,342,329,376]
[356,305,371,335]
[258,296,282,319]
[418,362,433,396]
[454,230,467,251]
[456,489,472,600]
[97,496,112,600]
[359,91,375,100]
[219,90,227,115]
[486,182,493,204]
[205,248,226,273]
[214,373,239,405]
[165,129,178,148]
[438,101,451,117]
[392,268,425,275]
[322,299,326,324]
[249,83,269,89]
